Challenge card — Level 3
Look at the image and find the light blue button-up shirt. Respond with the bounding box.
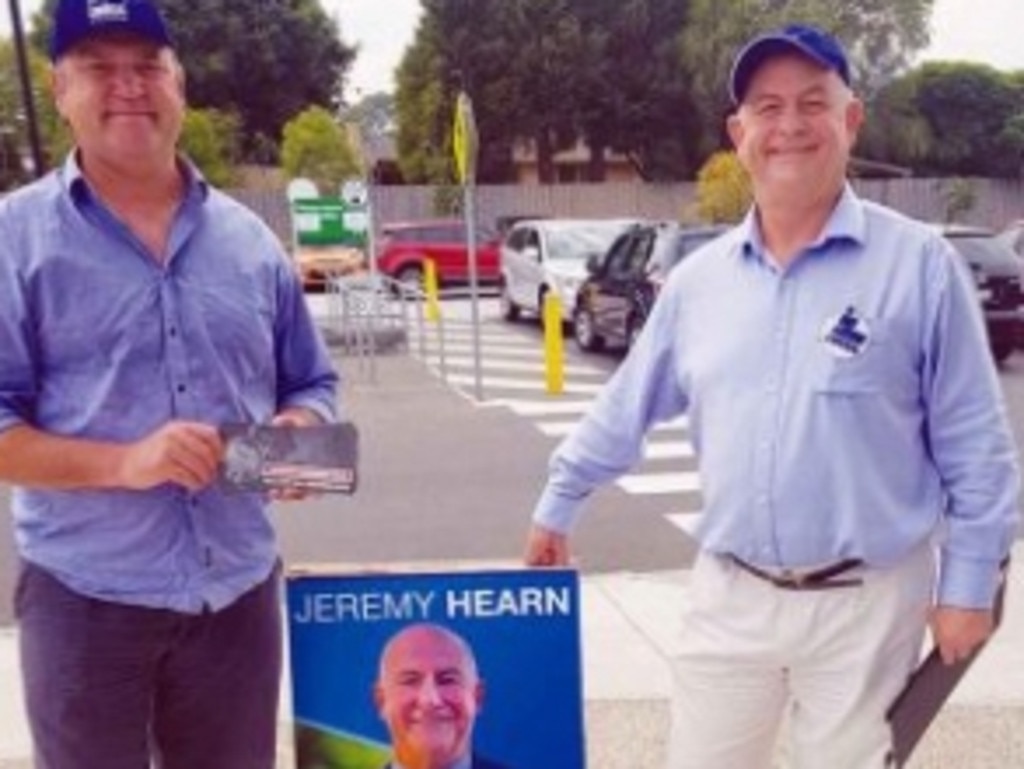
[534,187,1020,608]
[0,155,339,613]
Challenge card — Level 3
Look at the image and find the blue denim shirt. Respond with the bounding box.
[533,187,1020,609]
[0,155,339,612]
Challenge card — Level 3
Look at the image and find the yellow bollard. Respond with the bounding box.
[424,259,441,323]
[543,292,565,395]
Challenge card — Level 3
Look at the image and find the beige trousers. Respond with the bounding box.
[666,543,935,769]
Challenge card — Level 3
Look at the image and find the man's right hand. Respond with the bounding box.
[117,422,224,492]
[524,523,570,567]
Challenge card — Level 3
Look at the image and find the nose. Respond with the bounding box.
[416,678,444,706]
[108,65,147,96]
[776,104,807,134]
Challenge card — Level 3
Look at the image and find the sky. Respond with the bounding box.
[2,0,1023,96]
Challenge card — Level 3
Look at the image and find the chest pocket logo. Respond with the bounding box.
[819,306,871,359]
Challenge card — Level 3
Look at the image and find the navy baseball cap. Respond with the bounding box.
[50,0,174,61]
[729,24,850,105]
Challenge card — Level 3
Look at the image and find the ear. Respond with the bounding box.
[474,679,485,711]
[373,685,386,718]
[845,97,865,144]
[726,112,744,150]
[51,66,69,117]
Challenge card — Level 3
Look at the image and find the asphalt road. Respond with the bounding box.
[3,303,1024,625]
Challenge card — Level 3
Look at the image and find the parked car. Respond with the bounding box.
[499,218,639,324]
[295,245,366,291]
[573,222,728,352]
[941,225,1024,363]
[997,220,1024,259]
[374,220,501,289]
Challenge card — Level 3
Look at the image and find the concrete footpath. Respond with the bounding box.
[2,552,1024,769]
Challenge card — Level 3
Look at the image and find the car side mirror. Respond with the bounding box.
[585,252,602,274]
[523,246,540,263]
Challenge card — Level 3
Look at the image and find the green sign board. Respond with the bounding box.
[292,197,368,248]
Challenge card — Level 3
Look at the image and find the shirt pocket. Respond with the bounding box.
[811,320,913,397]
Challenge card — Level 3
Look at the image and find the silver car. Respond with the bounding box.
[499,218,639,325]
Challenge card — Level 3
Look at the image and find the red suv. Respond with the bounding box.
[375,220,501,289]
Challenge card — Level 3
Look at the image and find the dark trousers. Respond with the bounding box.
[15,560,282,769]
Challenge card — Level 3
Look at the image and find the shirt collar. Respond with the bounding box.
[394,755,472,769]
[738,183,867,264]
[60,150,209,207]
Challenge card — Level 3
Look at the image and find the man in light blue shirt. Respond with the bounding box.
[0,1,337,767]
[525,23,1019,769]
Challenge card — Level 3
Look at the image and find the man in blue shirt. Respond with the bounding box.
[525,24,1020,769]
[0,1,338,767]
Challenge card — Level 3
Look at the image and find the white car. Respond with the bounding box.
[499,218,638,324]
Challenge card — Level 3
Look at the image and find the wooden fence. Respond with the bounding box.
[229,177,1024,248]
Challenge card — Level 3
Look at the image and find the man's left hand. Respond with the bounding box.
[929,606,994,665]
[269,408,323,502]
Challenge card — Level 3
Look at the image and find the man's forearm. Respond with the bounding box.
[0,424,128,490]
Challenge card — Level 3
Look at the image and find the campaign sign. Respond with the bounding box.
[286,567,584,769]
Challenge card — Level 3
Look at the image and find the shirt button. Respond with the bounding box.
[177,384,186,393]
[169,327,178,338]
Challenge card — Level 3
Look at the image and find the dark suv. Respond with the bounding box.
[375,220,501,289]
[942,225,1024,363]
[573,222,727,352]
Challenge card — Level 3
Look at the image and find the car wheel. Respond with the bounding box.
[573,306,603,352]
[626,315,645,350]
[394,264,425,294]
[500,281,520,321]
[991,341,1014,364]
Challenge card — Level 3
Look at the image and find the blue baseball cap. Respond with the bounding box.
[50,0,174,61]
[729,24,850,105]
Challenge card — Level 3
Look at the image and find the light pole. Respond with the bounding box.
[8,0,45,177]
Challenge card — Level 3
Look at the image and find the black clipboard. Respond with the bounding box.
[886,561,1009,766]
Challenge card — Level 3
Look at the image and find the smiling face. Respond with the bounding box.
[727,53,863,212]
[52,33,185,173]
[374,625,483,769]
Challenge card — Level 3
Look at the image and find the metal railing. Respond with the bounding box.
[323,272,448,383]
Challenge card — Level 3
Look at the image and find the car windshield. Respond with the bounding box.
[546,222,630,261]
[947,235,1020,272]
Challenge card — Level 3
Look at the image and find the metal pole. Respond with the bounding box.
[8,0,45,177]
[464,184,483,401]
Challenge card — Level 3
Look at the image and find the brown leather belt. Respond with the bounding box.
[729,555,864,590]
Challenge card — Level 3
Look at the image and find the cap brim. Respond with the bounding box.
[729,36,835,105]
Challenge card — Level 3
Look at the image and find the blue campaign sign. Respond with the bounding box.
[287,567,584,769]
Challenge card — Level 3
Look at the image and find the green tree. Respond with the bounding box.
[681,0,934,158]
[569,0,700,181]
[280,105,359,193]
[395,0,700,183]
[30,0,355,158]
[394,19,451,184]
[914,62,1020,177]
[0,38,67,187]
[938,177,977,223]
[179,108,241,187]
[864,62,1022,177]
[695,150,751,224]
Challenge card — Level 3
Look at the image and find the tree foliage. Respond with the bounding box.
[695,150,751,224]
[861,61,1024,177]
[280,105,359,193]
[0,39,68,187]
[179,108,241,187]
[394,0,700,184]
[681,0,935,157]
[30,0,355,158]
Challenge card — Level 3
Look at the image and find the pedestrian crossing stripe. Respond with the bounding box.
[445,374,606,395]
[442,356,603,377]
[617,472,702,495]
